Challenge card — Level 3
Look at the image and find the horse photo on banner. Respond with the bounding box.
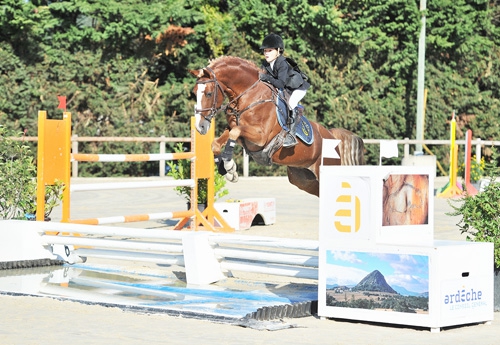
[382,174,429,226]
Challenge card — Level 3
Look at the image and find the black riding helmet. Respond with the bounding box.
[260,33,284,51]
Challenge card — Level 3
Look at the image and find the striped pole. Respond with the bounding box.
[69,210,194,225]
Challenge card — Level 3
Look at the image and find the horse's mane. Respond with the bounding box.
[208,56,259,72]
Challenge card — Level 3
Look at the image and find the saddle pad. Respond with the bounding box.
[276,94,314,145]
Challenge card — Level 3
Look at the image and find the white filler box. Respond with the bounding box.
[318,240,494,332]
[214,198,276,230]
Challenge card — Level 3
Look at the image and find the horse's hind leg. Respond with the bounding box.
[287,167,319,197]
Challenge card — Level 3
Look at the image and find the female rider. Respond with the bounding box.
[259,33,310,147]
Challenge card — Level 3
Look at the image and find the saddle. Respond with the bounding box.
[229,90,315,168]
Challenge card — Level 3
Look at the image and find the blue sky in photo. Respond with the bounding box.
[325,250,429,294]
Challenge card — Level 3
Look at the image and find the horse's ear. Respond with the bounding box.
[189,69,204,78]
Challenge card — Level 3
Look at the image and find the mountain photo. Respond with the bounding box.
[324,250,429,314]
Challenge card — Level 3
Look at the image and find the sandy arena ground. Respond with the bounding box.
[1,176,498,345]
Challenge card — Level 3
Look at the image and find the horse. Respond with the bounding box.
[189,56,364,197]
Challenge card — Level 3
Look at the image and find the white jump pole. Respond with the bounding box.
[70,179,195,192]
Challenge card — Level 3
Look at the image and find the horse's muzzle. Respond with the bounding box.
[195,113,210,135]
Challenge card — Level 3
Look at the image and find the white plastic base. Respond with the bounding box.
[182,232,225,285]
[0,220,56,262]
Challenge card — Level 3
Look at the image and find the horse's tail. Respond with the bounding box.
[329,128,365,165]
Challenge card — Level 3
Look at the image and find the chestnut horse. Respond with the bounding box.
[189,56,364,197]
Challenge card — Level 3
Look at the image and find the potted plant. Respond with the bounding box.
[458,155,486,188]
[167,143,229,209]
[448,152,500,311]
[24,180,66,221]
[0,126,64,221]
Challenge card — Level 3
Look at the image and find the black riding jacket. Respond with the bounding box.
[261,55,289,90]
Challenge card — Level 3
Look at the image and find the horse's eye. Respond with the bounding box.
[205,92,213,98]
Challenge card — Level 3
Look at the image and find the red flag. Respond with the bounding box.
[57,96,67,111]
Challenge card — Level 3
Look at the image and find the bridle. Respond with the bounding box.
[195,67,225,122]
[195,67,276,124]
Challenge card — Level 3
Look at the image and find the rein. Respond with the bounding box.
[225,82,278,125]
[196,67,276,124]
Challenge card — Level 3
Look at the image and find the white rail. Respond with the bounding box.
[70,179,194,192]
[27,221,320,283]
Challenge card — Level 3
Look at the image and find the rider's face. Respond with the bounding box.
[263,48,279,63]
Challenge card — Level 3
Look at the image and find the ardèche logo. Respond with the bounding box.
[334,181,361,233]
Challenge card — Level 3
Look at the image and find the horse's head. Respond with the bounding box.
[189,67,226,135]
[190,57,261,135]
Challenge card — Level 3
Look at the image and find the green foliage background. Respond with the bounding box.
[1,0,499,176]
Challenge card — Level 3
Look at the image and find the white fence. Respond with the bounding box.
[14,136,499,178]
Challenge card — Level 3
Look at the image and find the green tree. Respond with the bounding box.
[1,0,211,176]
[2,0,500,175]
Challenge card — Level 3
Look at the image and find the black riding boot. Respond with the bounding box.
[283,108,299,147]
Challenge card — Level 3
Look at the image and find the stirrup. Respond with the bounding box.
[283,133,298,147]
[295,105,304,118]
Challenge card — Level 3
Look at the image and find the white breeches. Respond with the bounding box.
[288,89,307,109]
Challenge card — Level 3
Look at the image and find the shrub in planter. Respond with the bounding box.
[167,143,228,205]
[448,178,500,268]
[24,180,66,221]
[457,155,485,183]
[448,156,500,310]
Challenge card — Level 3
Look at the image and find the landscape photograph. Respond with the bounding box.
[325,250,429,314]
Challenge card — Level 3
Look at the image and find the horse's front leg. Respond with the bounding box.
[219,127,242,183]
[212,128,238,181]
[212,128,230,156]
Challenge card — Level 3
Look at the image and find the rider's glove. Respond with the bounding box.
[259,73,271,83]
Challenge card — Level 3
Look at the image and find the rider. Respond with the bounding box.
[259,33,310,147]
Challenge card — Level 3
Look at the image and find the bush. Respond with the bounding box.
[0,127,37,219]
[448,154,500,268]
[0,126,64,220]
[166,143,228,204]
